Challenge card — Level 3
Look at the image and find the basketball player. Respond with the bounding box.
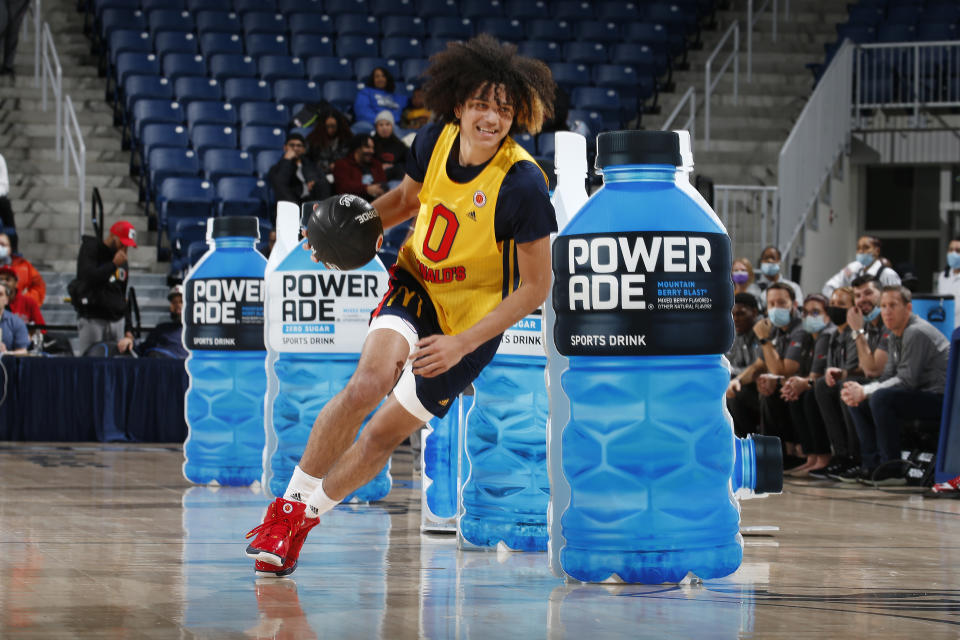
[245,34,558,577]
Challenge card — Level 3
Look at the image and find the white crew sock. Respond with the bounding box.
[304,479,340,518]
[283,465,323,509]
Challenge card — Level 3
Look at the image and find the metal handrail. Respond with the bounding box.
[661,86,696,140]
[28,0,41,87]
[747,0,782,83]
[64,95,87,240]
[704,21,739,151]
[715,185,779,256]
[40,21,62,159]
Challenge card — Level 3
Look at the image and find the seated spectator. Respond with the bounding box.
[811,286,861,480]
[372,110,408,184]
[754,245,802,309]
[333,134,388,202]
[0,152,14,247]
[136,284,187,359]
[0,232,43,305]
[0,264,43,337]
[0,284,29,355]
[726,292,763,436]
[267,133,330,215]
[401,87,431,130]
[936,236,960,328]
[780,293,835,476]
[822,235,901,296]
[354,66,408,126]
[753,282,814,469]
[731,256,762,309]
[841,285,950,485]
[306,108,352,176]
[848,274,890,379]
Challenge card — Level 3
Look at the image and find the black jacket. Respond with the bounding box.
[75,235,129,323]
[267,157,331,205]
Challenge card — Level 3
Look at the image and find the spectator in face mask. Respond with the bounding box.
[755,245,802,307]
[0,232,44,306]
[754,282,814,469]
[726,292,763,436]
[731,257,762,310]
[936,237,960,328]
[822,235,901,297]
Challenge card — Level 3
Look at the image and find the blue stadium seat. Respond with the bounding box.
[372,0,414,14]
[187,240,209,267]
[325,0,367,14]
[289,13,334,36]
[142,0,185,11]
[537,132,555,157]
[836,24,877,44]
[246,34,290,57]
[577,20,621,43]
[147,9,193,36]
[258,55,305,81]
[201,33,244,57]
[571,86,620,112]
[191,124,238,155]
[528,19,573,41]
[169,217,209,273]
[336,14,379,36]
[596,1,642,20]
[234,0,277,13]
[381,37,424,61]
[429,17,474,40]
[239,125,287,154]
[846,5,884,27]
[322,80,361,113]
[108,30,152,71]
[100,9,146,40]
[354,57,398,82]
[567,108,605,135]
[154,31,197,55]
[137,122,189,187]
[174,76,222,104]
[505,0,545,19]
[162,53,207,80]
[306,56,354,82]
[922,3,960,25]
[382,15,425,38]
[549,62,591,91]
[209,53,258,80]
[611,43,669,77]
[124,75,174,115]
[554,1,595,20]
[336,35,379,58]
[512,132,535,155]
[645,3,695,36]
[223,77,272,104]
[423,37,455,56]
[416,0,458,17]
[273,78,322,109]
[291,34,334,59]
[461,0,503,17]
[159,178,216,227]
[203,149,255,182]
[877,23,916,43]
[216,177,270,218]
[917,23,958,42]
[186,101,238,131]
[595,63,656,114]
[256,149,283,178]
[132,99,184,145]
[279,0,321,12]
[94,0,140,19]
[400,57,429,82]
[239,101,289,127]
[112,51,160,106]
[565,41,608,64]
[477,17,525,42]
[351,120,372,134]
[887,5,923,26]
[243,12,287,36]
[147,147,199,202]
[195,10,241,34]
[517,40,564,63]
[186,0,223,11]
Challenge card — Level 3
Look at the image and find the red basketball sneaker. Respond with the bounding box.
[254,516,320,578]
[245,498,306,566]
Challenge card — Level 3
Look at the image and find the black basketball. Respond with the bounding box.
[303,194,384,270]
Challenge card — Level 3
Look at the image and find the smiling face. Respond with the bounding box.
[454,83,514,165]
[853,280,881,314]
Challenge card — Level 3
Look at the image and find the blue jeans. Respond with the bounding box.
[848,387,943,469]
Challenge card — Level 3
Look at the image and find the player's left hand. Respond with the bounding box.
[412,334,467,378]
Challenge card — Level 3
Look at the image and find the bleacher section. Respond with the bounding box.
[85,0,722,274]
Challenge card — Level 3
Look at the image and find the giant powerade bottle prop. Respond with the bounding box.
[262,201,392,502]
[546,130,745,582]
[183,216,267,486]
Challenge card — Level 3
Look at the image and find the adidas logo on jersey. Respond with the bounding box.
[467,210,477,221]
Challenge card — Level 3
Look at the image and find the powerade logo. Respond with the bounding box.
[185,277,265,351]
[280,273,381,322]
[552,231,733,357]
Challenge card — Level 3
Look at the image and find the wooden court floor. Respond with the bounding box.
[1,442,959,639]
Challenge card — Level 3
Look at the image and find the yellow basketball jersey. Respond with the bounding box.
[396,123,546,335]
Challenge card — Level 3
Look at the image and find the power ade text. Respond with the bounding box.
[192,279,263,324]
[566,236,711,310]
[280,273,380,322]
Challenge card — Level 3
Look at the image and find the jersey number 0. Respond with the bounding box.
[422,204,459,262]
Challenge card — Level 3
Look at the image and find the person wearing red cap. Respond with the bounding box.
[0,232,44,306]
[73,221,137,356]
[0,264,44,338]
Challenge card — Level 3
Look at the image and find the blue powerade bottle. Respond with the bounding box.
[183,216,267,486]
[547,130,761,583]
[421,394,472,532]
[458,313,549,551]
[262,201,391,502]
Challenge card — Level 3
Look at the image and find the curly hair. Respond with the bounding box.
[367,66,396,94]
[422,34,556,135]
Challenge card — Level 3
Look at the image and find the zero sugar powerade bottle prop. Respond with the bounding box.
[546,130,780,583]
[183,216,267,486]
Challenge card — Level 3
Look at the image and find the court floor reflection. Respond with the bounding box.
[4,443,960,638]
